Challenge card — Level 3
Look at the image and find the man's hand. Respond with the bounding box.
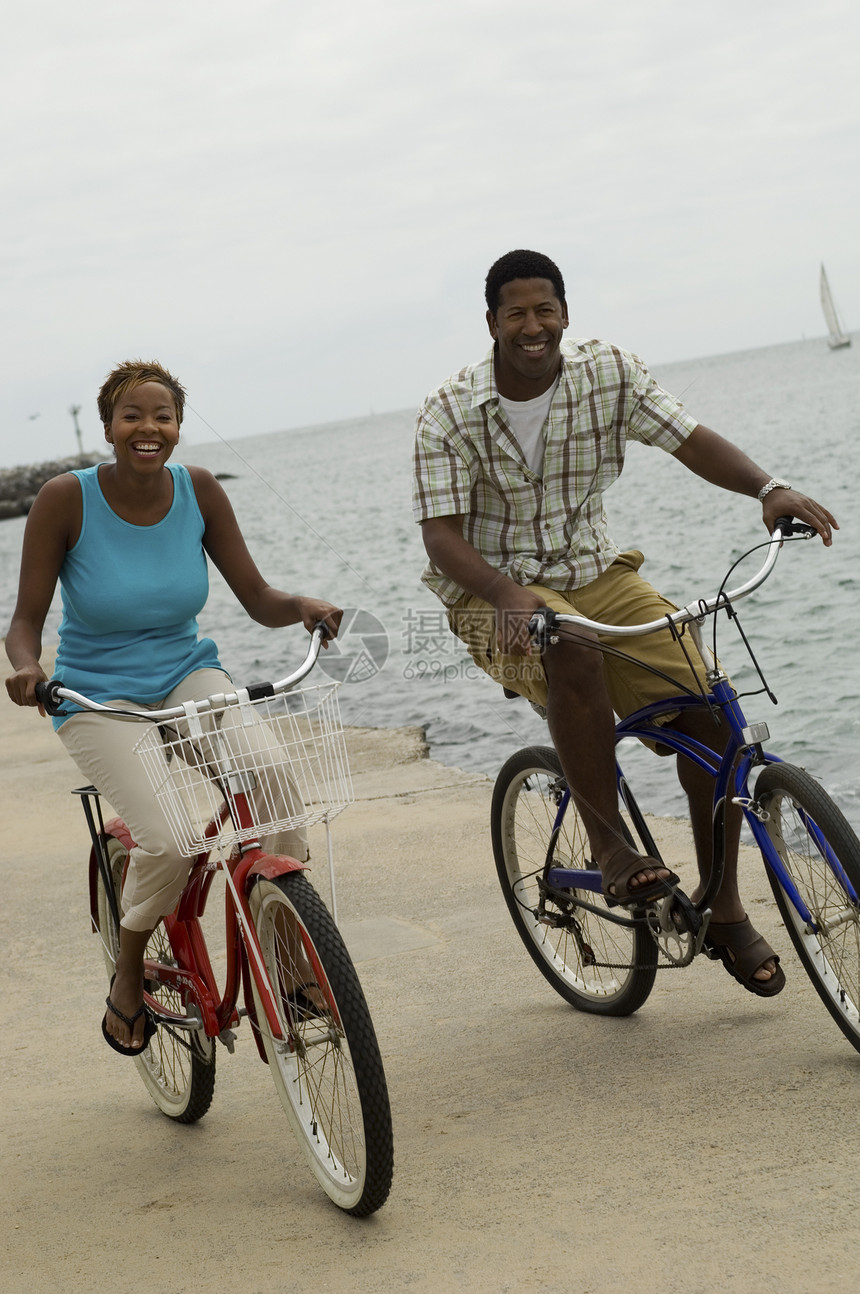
[489,583,545,656]
[761,489,838,546]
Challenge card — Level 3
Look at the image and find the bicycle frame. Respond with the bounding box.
[533,523,860,931]
[545,687,859,929]
[81,783,311,1056]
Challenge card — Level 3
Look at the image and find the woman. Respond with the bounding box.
[5,359,342,1055]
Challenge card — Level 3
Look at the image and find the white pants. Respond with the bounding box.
[58,669,309,932]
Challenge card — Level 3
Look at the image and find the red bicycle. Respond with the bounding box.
[38,626,393,1217]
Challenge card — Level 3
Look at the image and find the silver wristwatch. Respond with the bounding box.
[757,477,791,502]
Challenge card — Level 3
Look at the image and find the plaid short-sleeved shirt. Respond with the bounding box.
[412,338,698,607]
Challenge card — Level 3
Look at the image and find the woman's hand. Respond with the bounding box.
[5,662,49,714]
[295,598,343,644]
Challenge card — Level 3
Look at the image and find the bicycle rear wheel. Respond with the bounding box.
[248,872,393,1216]
[756,763,860,1054]
[491,746,657,1015]
[95,835,216,1122]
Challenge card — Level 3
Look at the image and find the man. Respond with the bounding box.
[412,248,837,995]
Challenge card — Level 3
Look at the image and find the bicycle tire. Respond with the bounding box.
[247,872,393,1216]
[491,746,657,1015]
[756,763,860,1054]
[95,835,216,1122]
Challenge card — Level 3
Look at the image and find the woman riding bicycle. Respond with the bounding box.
[5,359,342,1056]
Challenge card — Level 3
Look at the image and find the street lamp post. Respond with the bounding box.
[69,404,84,456]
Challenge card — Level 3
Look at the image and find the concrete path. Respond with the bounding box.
[2,694,859,1293]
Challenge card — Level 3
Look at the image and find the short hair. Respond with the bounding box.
[97,359,187,427]
[484,249,567,316]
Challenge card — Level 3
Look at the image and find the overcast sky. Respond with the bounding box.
[2,0,858,465]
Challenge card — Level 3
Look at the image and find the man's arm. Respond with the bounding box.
[420,516,542,655]
[672,424,838,545]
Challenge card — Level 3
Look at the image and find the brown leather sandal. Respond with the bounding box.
[601,844,679,908]
[705,916,786,997]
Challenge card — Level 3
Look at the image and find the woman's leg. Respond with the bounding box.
[59,708,194,1047]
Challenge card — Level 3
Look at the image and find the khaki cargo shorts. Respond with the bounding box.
[447,551,711,727]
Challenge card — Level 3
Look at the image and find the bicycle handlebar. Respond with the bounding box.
[35,622,332,721]
[527,518,817,645]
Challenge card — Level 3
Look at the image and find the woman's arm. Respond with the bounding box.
[5,476,80,707]
[189,467,342,637]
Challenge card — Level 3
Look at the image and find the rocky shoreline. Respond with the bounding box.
[0,453,104,520]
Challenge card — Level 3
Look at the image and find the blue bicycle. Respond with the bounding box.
[491,520,860,1052]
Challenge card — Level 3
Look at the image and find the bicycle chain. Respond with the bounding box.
[561,912,693,971]
[579,954,687,971]
[574,929,695,972]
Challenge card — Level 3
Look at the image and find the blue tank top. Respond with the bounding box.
[53,463,223,728]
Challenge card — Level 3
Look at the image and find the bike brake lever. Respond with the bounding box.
[528,606,560,647]
[774,515,817,540]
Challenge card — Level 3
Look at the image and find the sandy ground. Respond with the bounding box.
[3,679,860,1294]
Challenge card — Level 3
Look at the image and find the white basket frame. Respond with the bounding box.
[133,682,353,858]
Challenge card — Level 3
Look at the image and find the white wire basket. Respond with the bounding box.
[133,682,354,858]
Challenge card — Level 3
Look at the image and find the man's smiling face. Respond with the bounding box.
[487,276,569,400]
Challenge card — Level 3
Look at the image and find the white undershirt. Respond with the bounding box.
[498,376,559,476]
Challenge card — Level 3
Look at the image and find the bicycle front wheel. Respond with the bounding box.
[491,747,657,1015]
[95,835,216,1123]
[248,873,393,1216]
[756,763,860,1054]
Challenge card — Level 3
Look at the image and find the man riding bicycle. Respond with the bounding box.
[412,248,837,996]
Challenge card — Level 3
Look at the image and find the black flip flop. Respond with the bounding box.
[102,977,157,1056]
[289,985,328,1019]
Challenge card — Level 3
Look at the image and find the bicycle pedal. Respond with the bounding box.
[664,890,702,937]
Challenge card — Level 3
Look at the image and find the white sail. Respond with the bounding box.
[820,264,851,349]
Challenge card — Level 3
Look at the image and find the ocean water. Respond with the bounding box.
[2,335,859,828]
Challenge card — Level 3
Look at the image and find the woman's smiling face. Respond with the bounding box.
[106,380,181,467]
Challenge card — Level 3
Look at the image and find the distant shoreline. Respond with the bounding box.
[0,453,104,520]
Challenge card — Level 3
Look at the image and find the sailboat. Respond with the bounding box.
[820,264,851,349]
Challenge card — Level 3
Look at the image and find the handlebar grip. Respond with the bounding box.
[35,679,65,715]
[314,619,332,641]
[775,515,817,539]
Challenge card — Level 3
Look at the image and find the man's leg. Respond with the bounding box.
[542,631,673,895]
[669,708,779,984]
[449,582,673,899]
